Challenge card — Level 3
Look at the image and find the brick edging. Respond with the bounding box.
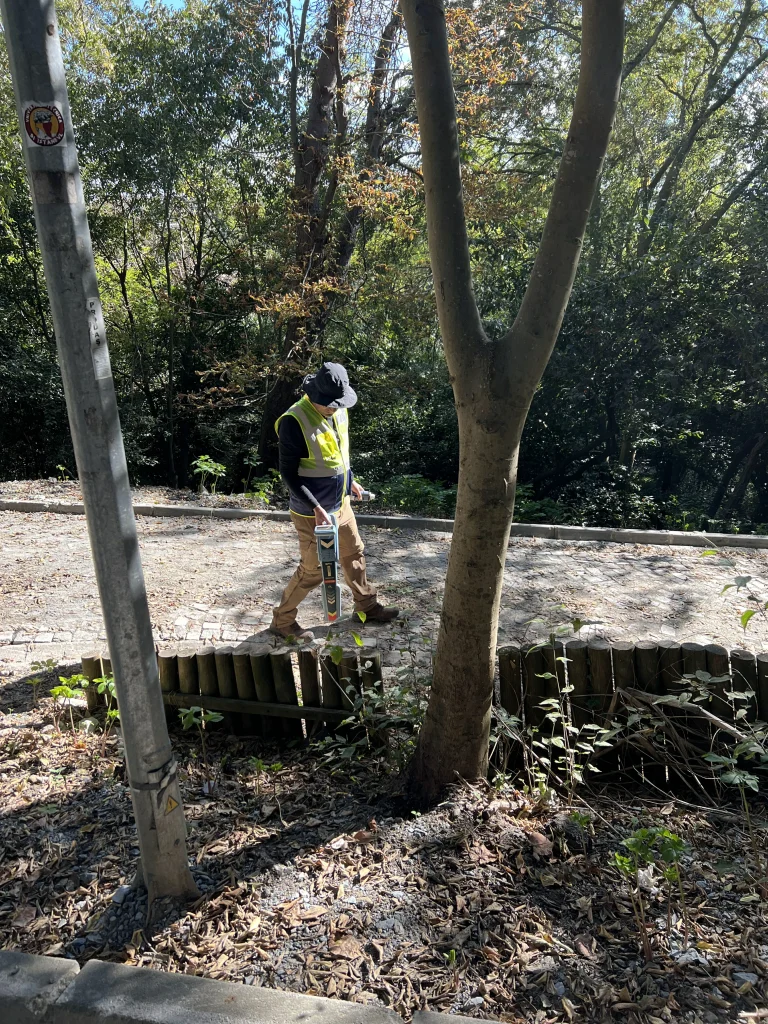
[1,498,767,549]
[0,949,482,1023]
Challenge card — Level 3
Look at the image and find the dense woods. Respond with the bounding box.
[1,0,767,532]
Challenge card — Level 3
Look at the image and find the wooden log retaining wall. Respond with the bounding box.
[498,640,768,728]
[80,644,383,742]
[82,640,767,740]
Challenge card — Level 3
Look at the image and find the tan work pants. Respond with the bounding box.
[272,498,378,628]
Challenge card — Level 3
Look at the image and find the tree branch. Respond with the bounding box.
[400,0,487,379]
[622,1,682,81]
[287,0,311,172]
[699,157,768,232]
[504,1,625,388]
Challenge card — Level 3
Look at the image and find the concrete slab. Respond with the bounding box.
[3,497,767,549]
[53,959,403,1024]
[0,949,80,1023]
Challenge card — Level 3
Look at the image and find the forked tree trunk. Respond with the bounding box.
[401,0,625,802]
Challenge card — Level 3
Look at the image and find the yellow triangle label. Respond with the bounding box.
[165,795,179,815]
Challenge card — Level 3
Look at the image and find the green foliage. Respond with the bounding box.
[191,455,227,494]
[613,826,689,958]
[179,705,223,732]
[313,673,426,775]
[243,468,282,504]
[1,0,767,533]
[50,673,87,732]
[373,475,457,518]
[179,705,223,788]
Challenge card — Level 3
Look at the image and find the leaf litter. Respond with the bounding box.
[1,670,768,1023]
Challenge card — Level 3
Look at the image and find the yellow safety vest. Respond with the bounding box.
[275,394,350,480]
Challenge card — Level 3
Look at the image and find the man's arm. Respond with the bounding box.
[278,416,331,524]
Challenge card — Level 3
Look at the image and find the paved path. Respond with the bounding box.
[1,509,767,678]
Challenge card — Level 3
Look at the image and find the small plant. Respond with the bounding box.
[248,756,267,797]
[56,464,72,482]
[95,675,119,756]
[613,831,655,961]
[179,705,223,789]
[191,454,227,494]
[655,829,689,945]
[241,448,261,493]
[50,674,87,732]
[242,462,281,503]
[704,748,764,873]
[568,809,594,857]
[613,826,689,960]
[29,659,56,708]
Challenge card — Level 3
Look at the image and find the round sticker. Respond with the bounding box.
[24,104,65,146]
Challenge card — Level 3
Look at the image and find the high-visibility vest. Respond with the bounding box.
[275,394,350,480]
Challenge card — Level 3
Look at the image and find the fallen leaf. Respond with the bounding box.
[539,872,561,887]
[329,935,363,959]
[300,906,328,922]
[13,906,36,928]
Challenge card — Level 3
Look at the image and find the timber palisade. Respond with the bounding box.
[80,644,384,739]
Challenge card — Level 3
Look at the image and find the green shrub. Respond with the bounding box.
[373,474,456,518]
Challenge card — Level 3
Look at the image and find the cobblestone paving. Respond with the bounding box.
[1,509,767,679]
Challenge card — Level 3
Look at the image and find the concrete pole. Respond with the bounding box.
[0,0,198,903]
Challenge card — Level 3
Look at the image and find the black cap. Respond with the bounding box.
[303,362,357,410]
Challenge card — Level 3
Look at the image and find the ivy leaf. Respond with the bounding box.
[351,631,363,647]
[740,609,757,630]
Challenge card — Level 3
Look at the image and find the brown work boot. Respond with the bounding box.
[357,604,399,624]
[269,621,314,642]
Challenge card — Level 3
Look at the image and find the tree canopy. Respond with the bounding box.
[1,0,766,531]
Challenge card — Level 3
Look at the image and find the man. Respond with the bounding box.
[270,362,399,640]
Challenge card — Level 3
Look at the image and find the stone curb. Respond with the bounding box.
[0,950,493,1023]
[0,949,80,1023]
[1,498,767,549]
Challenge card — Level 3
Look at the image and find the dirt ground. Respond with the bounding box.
[2,482,768,1022]
[1,670,768,1023]
[1,480,767,686]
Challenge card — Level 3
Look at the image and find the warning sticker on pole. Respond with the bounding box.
[87,298,112,380]
[23,103,66,147]
[165,796,179,815]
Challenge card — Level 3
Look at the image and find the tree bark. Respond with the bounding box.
[257,3,401,468]
[721,434,766,516]
[707,433,761,517]
[402,0,624,803]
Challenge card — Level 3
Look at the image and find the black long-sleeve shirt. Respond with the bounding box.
[278,414,354,512]
[277,414,312,505]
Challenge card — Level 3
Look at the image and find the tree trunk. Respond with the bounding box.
[721,434,766,517]
[257,4,401,469]
[402,0,625,803]
[258,372,304,470]
[707,434,761,517]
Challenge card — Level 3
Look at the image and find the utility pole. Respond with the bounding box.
[0,0,198,903]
